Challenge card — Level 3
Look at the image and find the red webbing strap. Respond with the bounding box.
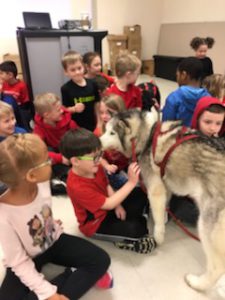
[130,132,200,242]
[151,122,162,159]
[166,208,200,241]
[157,134,199,177]
[131,138,147,193]
[131,138,137,163]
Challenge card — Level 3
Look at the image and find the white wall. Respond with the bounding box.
[0,0,92,60]
[94,0,163,65]
[161,0,225,23]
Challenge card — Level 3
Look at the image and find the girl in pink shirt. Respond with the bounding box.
[0,134,111,300]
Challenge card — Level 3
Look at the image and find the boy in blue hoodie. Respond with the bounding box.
[162,57,210,126]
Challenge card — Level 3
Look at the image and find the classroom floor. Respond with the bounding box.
[1,76,225,299]
[49,77,225,300]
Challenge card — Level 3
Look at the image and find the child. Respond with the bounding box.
[138,81,161,111]
[95,74,110,97]
[60,128,156,254]
[106,53,142,109]
[162,57,210,126]
[83,51,114,85]
[191,96,225,137]
[61,51,100,131]
[33,92,78,153]
[33,92,79,193]
[202,74,225,103]
[94,94,129,190]
[0,60,31,130]
[0,101,26,142]
[190,36,215,79]
[0,101,26,194]
[0,133,111,300]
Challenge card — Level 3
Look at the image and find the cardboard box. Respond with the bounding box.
[107,35,128,74]
[129,47,141,59]
[124,25,141,40]
[124,25,141,52]
[3,53,22,74]
[142,59,154,76]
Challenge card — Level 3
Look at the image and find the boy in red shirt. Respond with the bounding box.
[60,128,156,254]
[106,53,142,109]
[33,92,79,192]
[33,92,78,153]
[0,60,31,130]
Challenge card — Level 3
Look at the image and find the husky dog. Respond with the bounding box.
[100,109,225,293]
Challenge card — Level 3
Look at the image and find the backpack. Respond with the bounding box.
[138,81,161,111]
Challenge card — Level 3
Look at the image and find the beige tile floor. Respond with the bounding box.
[51,76,225,299]
[51,194,225,300]
[1,76,225,299]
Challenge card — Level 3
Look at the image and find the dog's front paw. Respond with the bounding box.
[184,273,204,291]
[153,227,165,245]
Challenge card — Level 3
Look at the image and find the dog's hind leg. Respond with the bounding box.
[147,175,168,245]
[185,216,225,292]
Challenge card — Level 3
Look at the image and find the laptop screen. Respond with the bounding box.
[23,12,52,29]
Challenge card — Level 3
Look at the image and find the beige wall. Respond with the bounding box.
[94,0,163,65]
[159,0,225,74]
[161,0,225,23]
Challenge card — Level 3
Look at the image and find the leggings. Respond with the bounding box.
[96,187,149,239]
[0,234,110,300]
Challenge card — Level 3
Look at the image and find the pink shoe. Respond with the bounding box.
[95,271,113,289]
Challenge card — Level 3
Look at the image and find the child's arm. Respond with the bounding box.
[67,103,85,114]
[107,177,127,220]
[0,222,57,300]
[100,157,118,174]
[162,93,178,121]
[61,85,85,114]
[101,162,140,210]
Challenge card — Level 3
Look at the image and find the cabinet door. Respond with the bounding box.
[26,37,63,97]
[25,35,95,98]
[60,36,95,83]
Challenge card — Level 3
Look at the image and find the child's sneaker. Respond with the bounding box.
[95,271,113,289]
[114,236,156,254]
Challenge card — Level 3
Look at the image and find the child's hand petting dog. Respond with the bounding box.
[115,205,126,220]
[127,162,140,186]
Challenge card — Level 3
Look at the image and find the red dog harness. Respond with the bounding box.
[151,122,199,177]
[131,122,200,242]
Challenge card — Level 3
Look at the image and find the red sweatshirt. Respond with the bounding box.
[33,107,78,150]
[191,96,225,136]
[2,80,29,105]
[106,83,142,109]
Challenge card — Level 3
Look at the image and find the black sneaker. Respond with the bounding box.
[114,236,156,254]
[50,178,67,195]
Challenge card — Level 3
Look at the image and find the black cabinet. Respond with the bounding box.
[153,55,185,81]
[17,29,108,99]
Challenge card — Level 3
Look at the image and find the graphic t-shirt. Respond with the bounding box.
[0,181,62,299]
[61,78,100,131]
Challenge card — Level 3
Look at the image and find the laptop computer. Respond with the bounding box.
[23,12,52,29]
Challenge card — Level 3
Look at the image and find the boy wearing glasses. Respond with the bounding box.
[60,128,156,254]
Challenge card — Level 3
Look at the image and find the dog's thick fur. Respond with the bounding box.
[100,109,225,293]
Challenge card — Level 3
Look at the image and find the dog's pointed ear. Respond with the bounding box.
[108,110,116,118]
[118,119,131,134]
